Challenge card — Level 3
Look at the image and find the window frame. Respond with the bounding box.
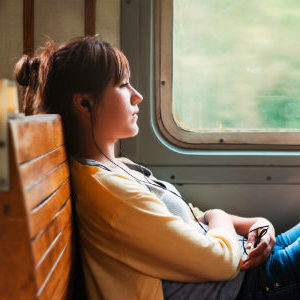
[154,0,300,150]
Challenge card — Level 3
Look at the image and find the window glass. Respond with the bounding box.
[173,0,300,131]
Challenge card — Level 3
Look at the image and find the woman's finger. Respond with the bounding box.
[241,246,271,270]
[248,234,270,258]
[246,230,257,250]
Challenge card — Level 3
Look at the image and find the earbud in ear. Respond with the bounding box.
[81,99,92,113]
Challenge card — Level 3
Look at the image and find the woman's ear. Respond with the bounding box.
[73,93,93,118]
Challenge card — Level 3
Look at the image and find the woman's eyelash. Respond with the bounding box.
[120,82,129,87]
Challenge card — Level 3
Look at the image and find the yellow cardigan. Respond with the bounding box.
[69,156,243,300]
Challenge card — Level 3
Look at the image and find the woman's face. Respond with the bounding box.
[94,76,143,140]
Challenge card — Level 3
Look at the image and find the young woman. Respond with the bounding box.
[14,35,299,300]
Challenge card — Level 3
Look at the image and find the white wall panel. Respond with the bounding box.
[96,0,120,47]
[0,0,23,80]
[176,183,300,233]
[34,0,85,49]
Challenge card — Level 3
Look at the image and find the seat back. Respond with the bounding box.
[0,114,84,300]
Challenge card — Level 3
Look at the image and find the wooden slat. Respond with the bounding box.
[37,238,73,300]
[36,223,72,290]
[29,178,71,238]
[1,115,80,299]
[31,198,71,267]
[0,126,37,299]
[44,239,74,300]
[49,251,73,300]
[85,0,96,36]
[10,115,65,164]
[19,146,67,188]
[2,114,81,299]
[24,161,70,211]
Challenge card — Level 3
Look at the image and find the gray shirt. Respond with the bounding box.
[75,157,246,300]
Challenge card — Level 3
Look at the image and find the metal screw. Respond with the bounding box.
[219,138,224,143]
[266,176,272,181]
[170,175,175,180]
[3,204,10,214]
[161,80,166,86]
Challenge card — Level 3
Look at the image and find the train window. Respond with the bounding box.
[155,0,300,150]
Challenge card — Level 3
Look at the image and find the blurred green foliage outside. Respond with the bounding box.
[173,0,300,131]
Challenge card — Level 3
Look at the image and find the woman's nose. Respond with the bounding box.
[131,87,143,104]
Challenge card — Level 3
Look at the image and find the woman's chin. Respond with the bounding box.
[121,125,139,139]
[130,125,139,137]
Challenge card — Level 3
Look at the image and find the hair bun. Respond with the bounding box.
[14,54,40,87]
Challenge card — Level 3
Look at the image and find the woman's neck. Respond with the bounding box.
[71,135,118,164]
[69,119,120,165]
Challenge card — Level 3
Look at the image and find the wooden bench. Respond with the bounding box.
[0,114,86,300]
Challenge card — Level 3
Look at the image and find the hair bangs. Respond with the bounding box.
[111,46,131,85]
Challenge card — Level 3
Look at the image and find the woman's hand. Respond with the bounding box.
[189,206,276,270]
[241,218,276,270]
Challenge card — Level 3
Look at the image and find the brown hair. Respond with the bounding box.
[14,35,130,153]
